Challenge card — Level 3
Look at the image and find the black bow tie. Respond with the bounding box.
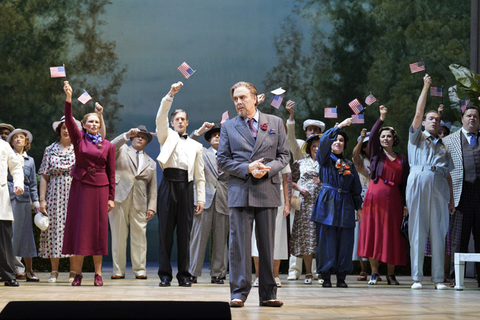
[178,133,188,140]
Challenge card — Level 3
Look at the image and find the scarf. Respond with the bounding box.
[86,132,103,144]
[330,153,351,176]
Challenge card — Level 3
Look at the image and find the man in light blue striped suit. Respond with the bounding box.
[217,81,289,308]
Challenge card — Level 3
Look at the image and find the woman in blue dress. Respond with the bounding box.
[312,118,363,288]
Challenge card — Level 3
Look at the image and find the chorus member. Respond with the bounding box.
[217,81,289,308]
[109,126,157,280]
[155,82,205,287]
[406,74,454,290]
[443,105,480,286]
[352,129,371,282]
[290,134,322,285]
[0,124,14,141]
[312,118,362,288]
[61,81,116,286]
[189,123,229,284]
[38,116,83,283]
[0,138,24,286]
[357,105,409,285]
[285,100,324,281]
[7,129,40,282]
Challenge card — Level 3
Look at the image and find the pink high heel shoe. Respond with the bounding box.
[94,274,103,286]
[72,274,83,286]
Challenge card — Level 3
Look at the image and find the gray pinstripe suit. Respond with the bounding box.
[217,111,289,303]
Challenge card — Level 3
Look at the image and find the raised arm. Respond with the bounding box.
[190,122,215,141]
[95,102,107,138]
[352,128,368,166]
[412,74,431,132]
[63,81,82,144]
[155,82,183,145]
[368,105,387,158]
[317,118,352,165]
[285,100,303,161]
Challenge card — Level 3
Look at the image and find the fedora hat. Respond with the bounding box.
[0,123,14,132]
[133,125,153,143]
[205,124,221,142]
[52,116,82,132]
[7,128,33,144]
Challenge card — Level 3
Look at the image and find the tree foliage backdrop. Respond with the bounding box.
[0,0,126,164]
[262,0,470,156]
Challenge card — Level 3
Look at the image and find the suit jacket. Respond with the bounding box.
[443,129,468,207]
[0,139,23,221]
[65,101,116,201]
[155,95,205,204]
[217,111,290,208]
[7,153,39,203]
[111,134,157,212]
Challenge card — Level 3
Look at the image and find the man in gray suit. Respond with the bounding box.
[109,125,157,279]
[217,81,289,308]
[189,123,229,284]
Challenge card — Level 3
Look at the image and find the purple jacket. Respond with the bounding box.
[368,118,409,205]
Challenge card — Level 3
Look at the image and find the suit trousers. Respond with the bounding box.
[450,179,480,281]
[316,223,354,281]
[229,207,277,302]
[108,190,148,277]
[189,196,229,278]
[0,220,15,281]
[157,168,193,282]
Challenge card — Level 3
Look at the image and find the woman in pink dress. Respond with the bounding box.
[61,81,115,286]
[357,105,409,285]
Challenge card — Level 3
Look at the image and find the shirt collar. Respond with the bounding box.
[461,127,477,137]
[243,109,259,123]
[424,130,442,144]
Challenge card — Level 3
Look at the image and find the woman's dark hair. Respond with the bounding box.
[55,122,65,136]
[305,134,321,156]
[379,127,400,147]
[336,130,349,151]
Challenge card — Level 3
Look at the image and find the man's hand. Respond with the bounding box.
[423,74,432,88]
[146,210,155,221]
[13,186,23,195]
[283,202,290,217]
[108,200,115,212]
[438,104,444,118]
[168,82,183,97]
[195,203,204,215]
[95,102,103,116]
[197,122,215,135]
[286,100,295,120]
[126,128,140,138]
[251,168,269,179]
[257,94,265,105]
[248,158,271,177]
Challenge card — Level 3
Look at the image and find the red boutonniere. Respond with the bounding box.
[260,123,268,131]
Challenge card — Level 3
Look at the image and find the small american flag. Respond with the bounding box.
[271,95,283,109]
[325,107,337,118]
[220,111,229,124]
[78,91,92,105]
[352,114,365,124]
[461,99,470,113]
[409,61,425,74]
[430,87,443,97]
[348,99,364,114]
[365,94,377,106]
[50,66,66,78]
[178,62,195,79]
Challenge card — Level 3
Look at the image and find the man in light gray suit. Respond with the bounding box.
[189,123,229,284]
[109,125,157,279]
[217,81,289,308]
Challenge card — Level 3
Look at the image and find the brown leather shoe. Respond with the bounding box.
[110,274,125,279]
[135,275,147,279]
[211,276,224,284]
[15,273,26,280]
[229,299,244,308]
[259,299,283,307]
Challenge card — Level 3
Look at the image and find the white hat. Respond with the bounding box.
[34,212,49,231]
[303,119,325,133]
[52,116,82,132]
[7,128,33,144]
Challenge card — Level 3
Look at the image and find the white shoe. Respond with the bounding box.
[253,277,259,287]
[318,279,324,285]
[48,271,58,283]
[275,277,282,287]
[435,283,448,290]
[304,274,313,285]
[287,272,299,280]
[411,282,422,289]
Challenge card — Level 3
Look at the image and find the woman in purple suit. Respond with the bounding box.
[61,81,116,286]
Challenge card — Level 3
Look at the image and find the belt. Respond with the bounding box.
[410,165,447,173]
[322,183,350,194]
[77,164,105,173]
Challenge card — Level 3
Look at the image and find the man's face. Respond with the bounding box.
[422,112,440,136]
[233,86,257,119]
[462,109,479,133]
[305,125,321,138]
[209,132,220,150]
[0,128,11,141]
[132,133,148,151]
[171,111,188,135]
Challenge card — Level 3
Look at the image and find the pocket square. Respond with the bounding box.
[269,129,276,134]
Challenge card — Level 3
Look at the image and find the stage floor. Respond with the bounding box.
[1,263,479,319]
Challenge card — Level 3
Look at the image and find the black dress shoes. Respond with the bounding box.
[259,299,284,307]
[322,279,332,287]
[337,279,348,288]
[189,276,197,283]
[159,277,171,287]
[178,278,192,287]
[211,276,224,284]
[5,280,19,287]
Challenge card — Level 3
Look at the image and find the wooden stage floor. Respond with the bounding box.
[0,264,479,319]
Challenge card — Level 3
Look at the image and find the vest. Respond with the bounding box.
[461,133,480,183]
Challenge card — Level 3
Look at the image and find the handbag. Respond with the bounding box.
[400,215,408,240]
[290,190,301,212]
